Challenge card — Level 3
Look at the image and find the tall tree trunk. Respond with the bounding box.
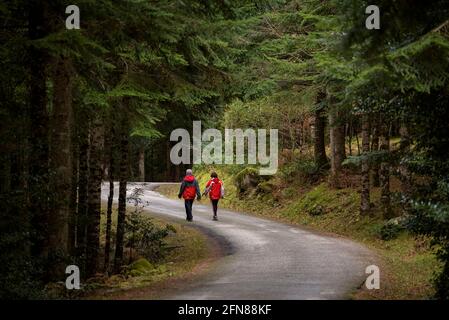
[371,114,380,187]
[76,115,89,267]
[166,141,171,181]
[355,130,361,155]
[149,140,154,181]
[86,116,104,277]
[104,123,115,272]
[28,0,50,259]
[348,120,353,156]
[138,146,145,182]
[329,101,346,187]
[69,112,78,257]
[360,113,371,215]
[0,89,31,285]
[47,57,73,278]
[69,149,78,257]
[380,121,392,219]
[129,158,134,181]
[114,116,129,273]
[314,106,328,168]
[399,124,412,200]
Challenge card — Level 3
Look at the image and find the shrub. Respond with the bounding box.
[125,188,176,264]
[307,204,325,216]
[124,258,155,277]
[378,218,407,240]
[279,155,321,184]
[408,200,449,299]
[125,211,176,263]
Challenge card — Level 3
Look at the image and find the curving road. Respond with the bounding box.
[102,182,375,300]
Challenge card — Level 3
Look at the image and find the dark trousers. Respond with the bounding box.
[184,199,194,221]
[211,199,219,216]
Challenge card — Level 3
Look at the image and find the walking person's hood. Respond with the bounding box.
[184,175,195,183]
[211,177,220,184]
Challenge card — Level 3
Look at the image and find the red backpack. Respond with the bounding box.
[182,175,197,200]
[205,178,224,200]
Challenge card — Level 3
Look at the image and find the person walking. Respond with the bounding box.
[178,169,201,222]
[203,172,224,221]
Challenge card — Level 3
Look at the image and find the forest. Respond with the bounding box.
[1,0,449,299]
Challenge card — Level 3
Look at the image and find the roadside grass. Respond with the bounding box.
[279,184,440,300]
[354,233,439,299]
[86,205,211,299]
[159,167,440,300]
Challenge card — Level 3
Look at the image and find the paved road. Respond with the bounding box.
[102,182,375,300]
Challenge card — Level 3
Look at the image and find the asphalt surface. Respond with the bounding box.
[101,182,376,300]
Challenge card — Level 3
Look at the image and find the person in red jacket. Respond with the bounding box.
[203,172,224,221]
[178,169,201,221]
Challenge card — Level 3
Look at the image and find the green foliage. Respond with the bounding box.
[224,92,312,150]
[0,248,44,299]
[279,153,321,184]
[125,211,176,263]
[378,218,407,241]
[335,0,449,298]
[124,258,155,277]
[290,184,340,217]
[1,0,241,296]
[125,188,177,263]
[407,199,449,299]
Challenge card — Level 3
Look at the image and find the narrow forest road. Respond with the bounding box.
[102,182,376,300]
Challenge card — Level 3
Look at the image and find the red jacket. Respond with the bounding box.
[178,175,201,200]
[206,178,223,200]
